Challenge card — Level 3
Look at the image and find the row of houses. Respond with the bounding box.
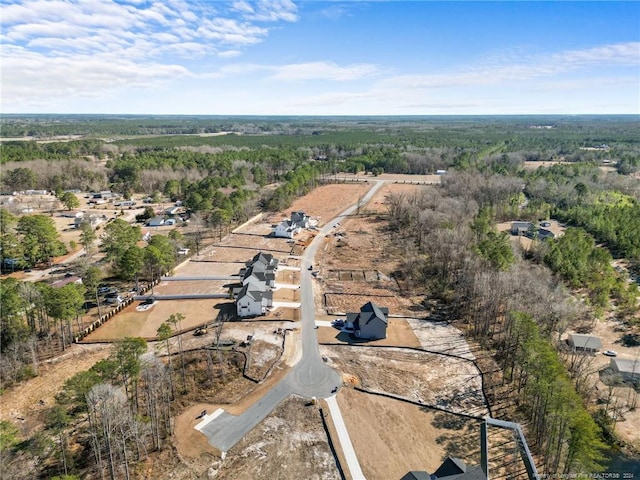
[235,253,279,317]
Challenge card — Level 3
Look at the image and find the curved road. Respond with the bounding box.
[199,181,386,452]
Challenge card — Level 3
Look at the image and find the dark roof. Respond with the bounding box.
[361,301,389,317]
[249,252,278,268]
[434,457,467,478]
[437,465,485,480]
[237,284,272,302]
[400,472,433,480]
[433,458,486,480]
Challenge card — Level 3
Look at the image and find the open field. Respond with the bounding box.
[333,387,482,480]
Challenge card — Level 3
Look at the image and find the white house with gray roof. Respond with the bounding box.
[273,211,310,238]
[236,284,272,317]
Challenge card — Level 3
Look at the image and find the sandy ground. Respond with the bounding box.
[333,387,482,480]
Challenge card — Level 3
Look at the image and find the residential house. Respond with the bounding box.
[233,252,280,317]
[248,252,279,270]
[273,211,311,238]
[610,357,640,385]
[567,333,603,353]
[236,284,273,317]
[242,263,276,289]
[74,214,106,229]
[146,216,165,227]
[510,221,532,236]
[345,301,389,340]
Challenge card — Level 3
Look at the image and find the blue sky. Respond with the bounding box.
[1,1,639,115]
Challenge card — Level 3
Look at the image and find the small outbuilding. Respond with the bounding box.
[567,333,603,353]
[146,216,165,227]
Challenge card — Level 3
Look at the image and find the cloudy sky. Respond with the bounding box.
[1,0,639,115]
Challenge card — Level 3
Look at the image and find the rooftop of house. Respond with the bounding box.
[568,333,603,350]
[611,357,640,374]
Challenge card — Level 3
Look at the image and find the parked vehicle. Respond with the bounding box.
[105,293,124,305]
[97,286,114,294]
[603,350,617,357]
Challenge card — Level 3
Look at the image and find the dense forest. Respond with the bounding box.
[1,115,639,478]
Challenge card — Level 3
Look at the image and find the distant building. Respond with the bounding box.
[345,301,389,340]
[567,333,603,353]
[146,216,165,227]
[510,222,532,236]
[610,357,640,385]
[52,276,83,288]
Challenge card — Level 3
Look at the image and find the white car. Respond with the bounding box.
[177,248,190,255]
[602,350,618,357]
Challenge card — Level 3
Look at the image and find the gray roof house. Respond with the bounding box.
[273,211,310,238]
[567,333,603,353]
[510,222,532,236]
[236,284,273,317]
[610,357,640,385]
[247,252,279,270]
[346,301,389,340]
[234,252,279,317]
[146,216,165,227]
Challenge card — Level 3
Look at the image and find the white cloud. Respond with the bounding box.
[378,42,640,90]
[268,61,379,81]
[0,0,301,108]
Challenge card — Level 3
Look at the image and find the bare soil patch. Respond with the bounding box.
[82,298,225,341]
[321,346,488,417]
[215,397,340,480]
[335,387,482,480]
[0,343,110,427]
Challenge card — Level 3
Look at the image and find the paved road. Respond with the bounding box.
[199,181,386,452]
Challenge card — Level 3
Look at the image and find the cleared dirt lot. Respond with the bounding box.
[333,388,482,480]
[214,397,340,480]
[320,345,488,417]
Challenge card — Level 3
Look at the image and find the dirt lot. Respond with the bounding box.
[214,397,340,480]
[316,318,421,348]
[582,319,640,449]
[320,346,488,417]
[331,388,482,480]
[0,343,110,429]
